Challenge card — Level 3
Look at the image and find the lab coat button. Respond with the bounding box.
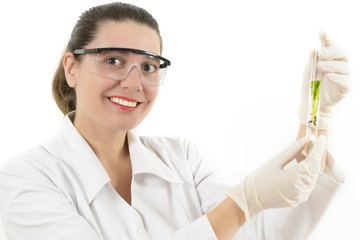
[137,228,148,239]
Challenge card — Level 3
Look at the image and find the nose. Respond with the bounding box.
[120,64,143,90]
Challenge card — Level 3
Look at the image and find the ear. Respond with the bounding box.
[63,52,77,88]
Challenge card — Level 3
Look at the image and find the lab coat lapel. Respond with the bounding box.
[43,112,111,204]
[127,131,183,184]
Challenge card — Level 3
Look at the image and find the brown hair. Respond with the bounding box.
[52,2,162,115]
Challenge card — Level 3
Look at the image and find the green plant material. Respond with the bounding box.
[310,80,321,126]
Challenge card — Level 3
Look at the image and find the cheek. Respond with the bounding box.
[145,86,160,103]
[75,73,109,107]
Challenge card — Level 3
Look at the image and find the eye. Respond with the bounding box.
[142,63,158,73]
[105,57,123,66]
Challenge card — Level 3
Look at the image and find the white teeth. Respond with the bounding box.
[110,97,137,107]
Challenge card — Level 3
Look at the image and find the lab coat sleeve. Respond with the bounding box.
[185,140,344,240]
[0,159,101,240]
[169,215,218,240]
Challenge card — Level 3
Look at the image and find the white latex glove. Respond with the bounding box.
[224,136,327,223]
[298,32,351,129]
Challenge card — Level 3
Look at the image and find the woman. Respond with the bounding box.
[0,2,350,240]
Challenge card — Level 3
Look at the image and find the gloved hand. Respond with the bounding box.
[224,136,327,223]
[298,32,351,130]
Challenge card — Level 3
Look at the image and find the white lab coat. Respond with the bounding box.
[0,112,344,240]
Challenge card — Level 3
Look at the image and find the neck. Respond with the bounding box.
[73,113,129,166]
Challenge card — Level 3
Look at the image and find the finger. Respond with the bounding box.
[319,45,348,61]
[318,61,351,75]
[323,73,352,94]
[271,137,306,169]
[282,137,326,196]
[299,135,327,174]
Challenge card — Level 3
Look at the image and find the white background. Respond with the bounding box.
[0,0,359,239]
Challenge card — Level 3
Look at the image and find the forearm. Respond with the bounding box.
[296,123,328,172]
[207,197,245,240]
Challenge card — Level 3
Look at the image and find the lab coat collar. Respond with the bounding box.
[47,112,111,204]
[44,112,182,204]
[127,131,183,184]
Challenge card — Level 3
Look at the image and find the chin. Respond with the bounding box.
[107,119,142,132]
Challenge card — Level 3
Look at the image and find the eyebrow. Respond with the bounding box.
[101,50,160,61]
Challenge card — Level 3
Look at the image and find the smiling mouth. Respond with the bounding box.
[108,97,138,107]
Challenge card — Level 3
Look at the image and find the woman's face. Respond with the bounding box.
[70,21,162,132]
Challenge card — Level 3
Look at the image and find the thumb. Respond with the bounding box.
[301,135,327,173]
[303,49,316,80]
[271,137,307,169]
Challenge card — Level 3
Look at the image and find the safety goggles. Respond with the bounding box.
[73,48,171,86]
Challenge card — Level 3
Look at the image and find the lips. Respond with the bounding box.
[108,96,140,111]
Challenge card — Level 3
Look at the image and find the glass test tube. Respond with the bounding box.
[306,40,324,147]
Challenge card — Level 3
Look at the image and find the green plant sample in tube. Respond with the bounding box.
[310,80,321,126]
